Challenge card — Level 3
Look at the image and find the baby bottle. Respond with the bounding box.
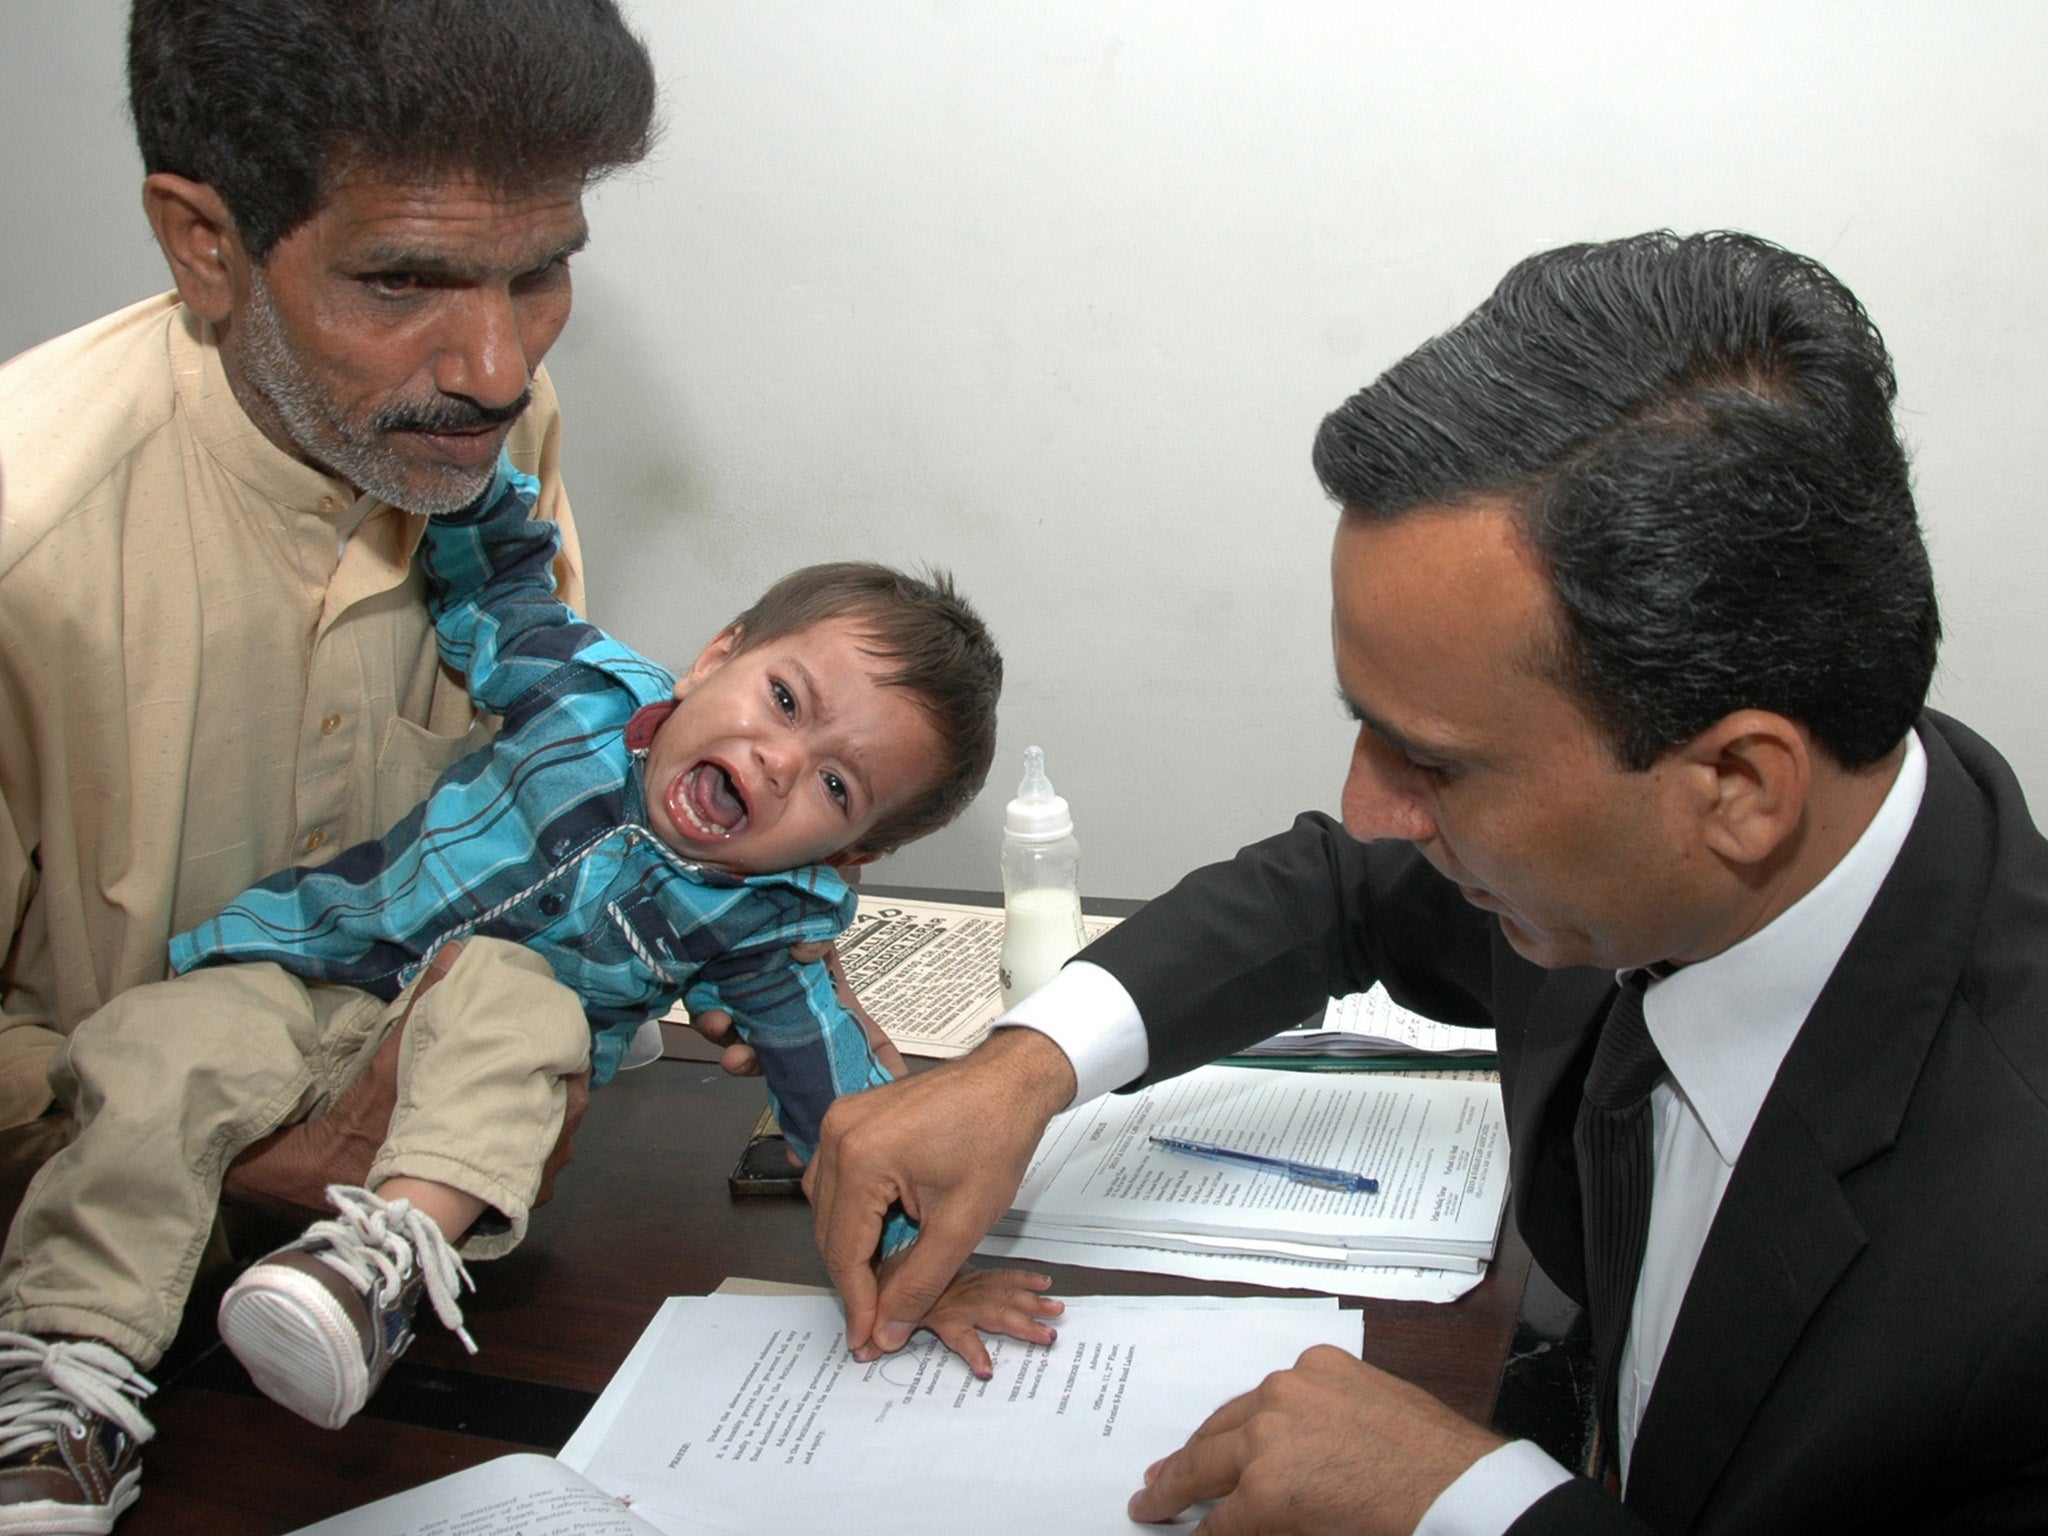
[999,746,1087,1008]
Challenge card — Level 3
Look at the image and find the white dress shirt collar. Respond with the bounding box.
[1646,726,1927,1168]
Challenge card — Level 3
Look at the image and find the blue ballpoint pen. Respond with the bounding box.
[1148,1134,1380,1194]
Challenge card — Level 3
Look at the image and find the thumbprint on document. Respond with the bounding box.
[876,1341,938,1389]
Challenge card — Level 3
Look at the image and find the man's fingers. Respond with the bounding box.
[533,1069,590,1208]
[811,1150,885,1353]
[869,1217,983,1354]
[1126,1383,1267,1525]
[811,1030,1075,1361]
[225,938,471,1212]
[827,1250,881,1358]
[810,1095,908,1355]
[689,1007,763,1076]
[690,1006,738,1044]
[868,1028,908,1081]
[224,1019,405,1212]
[1128,1427,1248,1524]
[1176,1381,1262,1446]
[1136,1350,1501,1535]
[691,1004,765,1075]
[364,1018,409,1081]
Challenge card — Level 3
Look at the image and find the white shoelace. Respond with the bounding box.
[0,1333,155,1458]
[308,1184,477,1354]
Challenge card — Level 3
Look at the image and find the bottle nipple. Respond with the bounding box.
[1005,745,1073,839]
[1018,746,1051,804]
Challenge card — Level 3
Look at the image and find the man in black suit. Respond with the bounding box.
[793,230,2048,1533]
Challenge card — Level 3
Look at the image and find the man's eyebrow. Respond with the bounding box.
[1337,688,1452,762]
[352,230,589,277]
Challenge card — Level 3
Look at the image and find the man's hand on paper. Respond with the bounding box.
[1127,1344,1503,1536]
[691,940,908,1080]
[808,1026,1076,1362]
[888,1255,1064,1380]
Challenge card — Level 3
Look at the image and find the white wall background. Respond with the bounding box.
[5,2,2044,900]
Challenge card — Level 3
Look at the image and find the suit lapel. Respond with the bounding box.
[1624,719,1995,1532]
[1505,959,1615,1302]
[1622,1103,1864,1529]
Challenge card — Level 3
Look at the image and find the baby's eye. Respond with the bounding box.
[822,771,849,809]
[770,681,797,719]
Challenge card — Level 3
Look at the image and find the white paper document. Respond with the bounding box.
[973,1230,1486,1303]
[1243,984,1498,1057]
[986,1064,1508,1272]
[556,1293,1357,1535]
[288,1452,662,1535]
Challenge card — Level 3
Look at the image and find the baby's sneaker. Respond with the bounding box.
[217,1184,474,1429]
[0,1333,153,1534]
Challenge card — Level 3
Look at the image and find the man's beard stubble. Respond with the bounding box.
[235,269,530,516]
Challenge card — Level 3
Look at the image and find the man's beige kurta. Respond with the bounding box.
[0,293,585,1130]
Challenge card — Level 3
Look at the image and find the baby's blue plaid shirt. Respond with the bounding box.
[170,460,911,1248]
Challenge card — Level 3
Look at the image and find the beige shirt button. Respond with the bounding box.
[305,829,327,854]
[320,496,339,513]
[321,713,343,736]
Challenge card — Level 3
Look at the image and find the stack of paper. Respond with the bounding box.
[979,1064,1508,1292]
[294,1293,1360,1536]
[560,1293,1357,1535]
[1234,983,1497,1061]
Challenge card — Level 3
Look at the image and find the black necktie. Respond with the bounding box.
[1573,969,1666,1477]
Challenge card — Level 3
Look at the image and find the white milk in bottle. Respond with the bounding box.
[998,746,1086,1008]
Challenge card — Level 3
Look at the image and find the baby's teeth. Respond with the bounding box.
[682,770,735,838]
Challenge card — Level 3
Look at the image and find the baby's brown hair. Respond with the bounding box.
[730,564,1001,857]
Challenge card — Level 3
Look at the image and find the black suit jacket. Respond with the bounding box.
[1082,712,2048,1534]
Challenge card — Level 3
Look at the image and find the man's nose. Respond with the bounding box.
[434,288,530,410]
[1340,730,1438,844]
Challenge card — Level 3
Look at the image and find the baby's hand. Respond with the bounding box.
[899,1260,1064,1381]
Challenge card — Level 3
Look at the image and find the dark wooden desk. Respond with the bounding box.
[120,1044,1534,1534]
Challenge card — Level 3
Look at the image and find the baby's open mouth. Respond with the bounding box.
[673,762,749,839]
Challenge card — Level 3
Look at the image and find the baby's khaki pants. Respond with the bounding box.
[0,937,588,1368]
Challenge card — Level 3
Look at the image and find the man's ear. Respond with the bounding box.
[141,173,244,325]
[825,849,877,871]
[1684,710,1812,870]
[673,623,744,700]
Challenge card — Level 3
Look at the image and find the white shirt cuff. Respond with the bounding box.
[1414,1440,1573,1536]
[991,960,1149,1107]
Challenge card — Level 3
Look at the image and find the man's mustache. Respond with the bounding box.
[373,390,533,435]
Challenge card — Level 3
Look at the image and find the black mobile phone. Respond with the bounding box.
[728,1131,806,1196]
